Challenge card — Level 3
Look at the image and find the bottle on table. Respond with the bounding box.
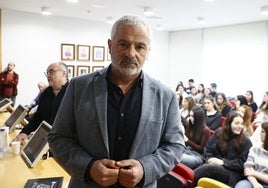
[0,127,8,158]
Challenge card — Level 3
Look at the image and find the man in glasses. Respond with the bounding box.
[13,62,68,144]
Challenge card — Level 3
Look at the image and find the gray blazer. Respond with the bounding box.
[48,67,185,188]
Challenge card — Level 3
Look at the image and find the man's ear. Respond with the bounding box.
[108,39,112,50]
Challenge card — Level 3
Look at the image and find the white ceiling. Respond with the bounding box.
[1,0,268,31]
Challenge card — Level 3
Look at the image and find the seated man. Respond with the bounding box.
[13,62,68,144]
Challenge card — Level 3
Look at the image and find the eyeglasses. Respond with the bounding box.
[44,69,61,76]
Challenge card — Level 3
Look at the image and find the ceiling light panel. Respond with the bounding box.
[41,7,51,16]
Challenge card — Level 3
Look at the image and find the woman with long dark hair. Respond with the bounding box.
[194,111,252,187]
[180,106,210,169]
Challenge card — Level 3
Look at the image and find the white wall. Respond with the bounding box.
[202,22,268,103]
[1,9,170,106]
[169,22,268,104]
[168,29,203,90]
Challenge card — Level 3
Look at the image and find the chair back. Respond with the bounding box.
[197,177,231,188]
[172,163,195,187]
[220,116,226,127]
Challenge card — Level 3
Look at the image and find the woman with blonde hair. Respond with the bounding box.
[215,92,231,117]
[238,105,254,136]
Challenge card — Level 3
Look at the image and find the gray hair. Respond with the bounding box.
[58,62,68,79]
[110,15,152,43]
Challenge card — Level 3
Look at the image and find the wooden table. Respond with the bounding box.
[0,112,70,188]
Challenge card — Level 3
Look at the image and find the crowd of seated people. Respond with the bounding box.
[173,80,268,187]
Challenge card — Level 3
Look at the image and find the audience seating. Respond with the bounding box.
[157,163,195,188]
[253,123,258,131]
[196,177,231,188]
[210,129,215,135]
[251,112,257,122]
[229,100,235,108]
[157,171,186,188]
[220,116,226,127]
[172,163,195,188]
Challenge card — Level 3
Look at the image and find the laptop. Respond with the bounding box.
[21,121,52,168]
[0,98,13,112]
[3,104,28,133]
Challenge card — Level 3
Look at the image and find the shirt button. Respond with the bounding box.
[118,137,122,140]
[121,113,124,117]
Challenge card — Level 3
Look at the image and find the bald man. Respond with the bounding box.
[0,62,19,106]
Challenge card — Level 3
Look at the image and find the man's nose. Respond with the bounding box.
[125,46,136,58]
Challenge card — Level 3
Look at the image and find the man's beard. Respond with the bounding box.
[113,57,142,77]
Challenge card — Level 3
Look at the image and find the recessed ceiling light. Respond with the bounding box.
[144,7,154,17]
[66,0,79,3]
[91,4,104,9]
[197,17,206,25]
[260,5,268,15]
[41,7,51,16]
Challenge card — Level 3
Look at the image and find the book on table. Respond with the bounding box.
[24,176,63,188]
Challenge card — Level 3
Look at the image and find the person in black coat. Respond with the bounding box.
[13,62,68,144]
[194,111,252,187]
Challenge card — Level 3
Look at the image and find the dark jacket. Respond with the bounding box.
[21,82,68,135]
[206,111,221,131]
[203,128,252,184]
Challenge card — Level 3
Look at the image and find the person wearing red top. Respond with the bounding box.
[0,62,19,106]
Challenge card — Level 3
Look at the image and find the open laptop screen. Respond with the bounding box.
[21,121,52,168]
[4,104,28,133]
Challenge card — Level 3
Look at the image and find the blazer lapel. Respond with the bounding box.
[129,74,156,157]
[93,70,110,156]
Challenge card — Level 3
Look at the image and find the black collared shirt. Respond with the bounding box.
[106,72,142,161]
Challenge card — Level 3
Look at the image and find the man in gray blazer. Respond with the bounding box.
[48,15,185,188]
